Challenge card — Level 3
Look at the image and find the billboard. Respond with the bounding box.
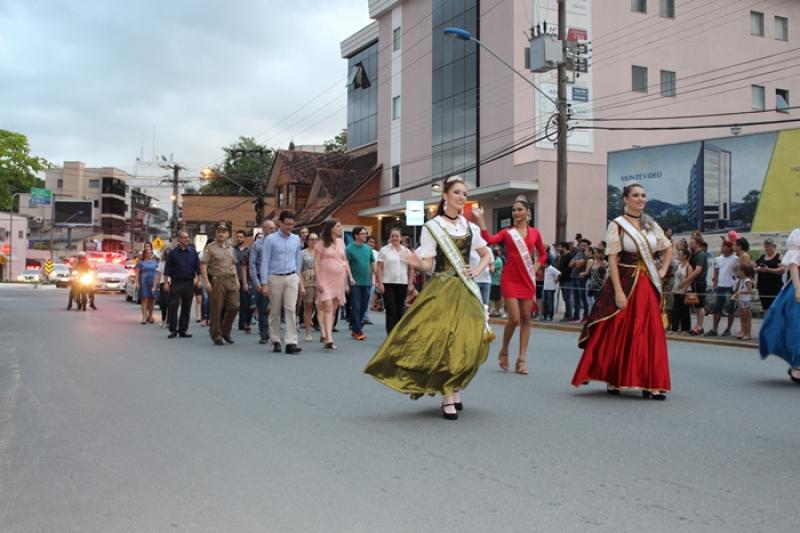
[54,200,94,226]
[607,129,800,235]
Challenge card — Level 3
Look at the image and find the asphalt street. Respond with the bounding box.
[0,286,797,533]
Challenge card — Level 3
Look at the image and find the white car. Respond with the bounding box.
[94,264,128,293]
[125,269,140,303]
[48,263,71,287]
[17,269,43,283]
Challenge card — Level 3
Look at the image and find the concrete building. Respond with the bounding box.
[0,212,29,281]
[18,161,131,252]
[345,0,800,243]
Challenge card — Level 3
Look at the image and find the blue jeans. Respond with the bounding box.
[362,286,375,322]
[349,285,370,334]
[543,289,555,320]
[560,279,574,319]
[477,282,491,306]
[255,291,270,340]
[573,277,588,319]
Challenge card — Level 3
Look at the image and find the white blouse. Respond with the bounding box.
[417,216,488,259]
[378,244,410,285]
[605,220,671,255]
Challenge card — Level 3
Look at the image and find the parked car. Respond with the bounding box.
[17,269,43,283]
[48,263,71,287]
[94,264,128,293]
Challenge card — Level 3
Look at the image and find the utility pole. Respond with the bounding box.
[556,0,568,245]
[160,160,186,239]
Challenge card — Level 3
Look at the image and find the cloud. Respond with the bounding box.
[0,0,371,174]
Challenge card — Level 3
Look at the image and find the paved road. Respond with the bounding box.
[0,287,796,532]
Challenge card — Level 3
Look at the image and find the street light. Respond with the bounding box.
[443,27,557,105]
[444,25,567,243]
[7,192,21,281]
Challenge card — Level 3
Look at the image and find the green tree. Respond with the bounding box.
[606,184,623,221]
[0,130,49,211]
[200,137,273,196]
[731,189,760,226]
[323,129,348,153]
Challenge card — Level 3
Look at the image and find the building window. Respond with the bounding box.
[88,179,100,188]
[659,0,674,18]
[391,165,400,188]
[278,185,285,207]
[631,0,646,13]
[632,65,648,92]
[751,11,764,36]
[660,70,676,97]
[393,27,402,52]
[752,85,765,110]
[346,40,378,150]
[288,184,295,207]
[776,88,790,112]
[392,96,401,120]
[775,16,788,41]
[57,179,63,189]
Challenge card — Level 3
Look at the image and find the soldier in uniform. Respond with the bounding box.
[200,222,240,346]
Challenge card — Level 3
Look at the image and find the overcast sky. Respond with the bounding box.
[0,0,371,174]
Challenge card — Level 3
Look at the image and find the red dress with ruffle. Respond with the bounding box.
[571,250,671,392]
[481,227,547,300]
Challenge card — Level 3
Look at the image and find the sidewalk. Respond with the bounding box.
[489,314,761,349]
[0,282,57,290]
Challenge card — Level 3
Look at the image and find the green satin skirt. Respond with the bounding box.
[363,273,489,399]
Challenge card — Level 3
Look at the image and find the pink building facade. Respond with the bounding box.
[345,0,799,244]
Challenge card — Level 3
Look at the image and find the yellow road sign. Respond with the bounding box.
[43,259,54,275]
[151,237,164,251]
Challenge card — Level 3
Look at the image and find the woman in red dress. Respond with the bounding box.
[571,183,673,399]
[474,196,546,375]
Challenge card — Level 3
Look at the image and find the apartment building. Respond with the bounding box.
[344,0,799,243]
[19,161,131,252]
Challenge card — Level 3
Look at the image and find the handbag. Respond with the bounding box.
[723,297,739,317]
[684,290,700,306]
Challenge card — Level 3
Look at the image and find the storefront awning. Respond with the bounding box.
[358,179,539,217]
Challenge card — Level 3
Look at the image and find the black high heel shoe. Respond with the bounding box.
[642,390,666,400]
[606,386,620,396]
[441,403,458,420]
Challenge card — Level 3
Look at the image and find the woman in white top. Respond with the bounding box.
[365,176,493,421]
[376,227,415,334]
[572,183,673,400]
[670,248,693,333]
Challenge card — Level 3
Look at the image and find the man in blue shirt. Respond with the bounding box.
[260,211,305,354]
[164,231,201,338]
[249,219,276,344]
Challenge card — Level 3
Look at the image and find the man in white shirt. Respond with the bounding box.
[706,240,738,337]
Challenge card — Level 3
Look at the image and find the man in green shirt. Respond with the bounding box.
[346,226,375,340]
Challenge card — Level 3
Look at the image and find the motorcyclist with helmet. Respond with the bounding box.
[66,252,97,310]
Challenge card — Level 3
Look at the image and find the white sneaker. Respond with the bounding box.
[304,332,313,342]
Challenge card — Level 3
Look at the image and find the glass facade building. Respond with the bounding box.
[346,41,379,150]
[432,0,479,186]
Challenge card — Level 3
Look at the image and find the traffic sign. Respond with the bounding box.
[43,259,54,275]
[30,187,53,206]
[151,236,165,251]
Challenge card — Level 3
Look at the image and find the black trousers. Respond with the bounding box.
[168,279,194,334]
[382,283,408,334]
[671,293,691,332]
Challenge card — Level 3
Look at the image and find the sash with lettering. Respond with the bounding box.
[578,216,662,348]
[425,219,496,342]
[508,227,538,304]
[613,216,662,293]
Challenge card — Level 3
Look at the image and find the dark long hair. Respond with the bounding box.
[320,219,339,248]
[622,183,654,231]
[436,176,466,217]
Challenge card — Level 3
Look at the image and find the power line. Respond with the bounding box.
[576,105,800,122]
[572,117,800,131]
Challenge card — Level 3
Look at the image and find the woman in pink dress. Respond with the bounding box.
[314,219,354,350]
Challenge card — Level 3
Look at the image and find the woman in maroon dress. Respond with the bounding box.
[474,196,546,375]
[571,183,673,399]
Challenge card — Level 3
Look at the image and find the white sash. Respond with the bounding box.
[614,216,662,293]
[508,227,537,302]
[425,219,496,342]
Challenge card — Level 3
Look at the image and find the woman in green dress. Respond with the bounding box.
[364,176,494,421]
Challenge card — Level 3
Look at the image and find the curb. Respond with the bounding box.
[488,318,758,350]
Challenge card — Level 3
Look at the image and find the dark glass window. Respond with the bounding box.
[432,0,479,186]
[392,165,400,188]
[346,41,378,150]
